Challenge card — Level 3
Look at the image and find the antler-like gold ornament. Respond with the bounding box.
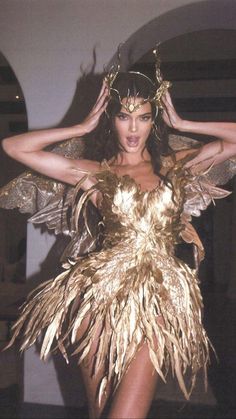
[105,44,171,113]
[152,47,171,109]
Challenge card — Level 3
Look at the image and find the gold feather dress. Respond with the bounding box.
[1,137,235,403]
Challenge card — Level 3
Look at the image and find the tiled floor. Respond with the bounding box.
[0,288,236,419]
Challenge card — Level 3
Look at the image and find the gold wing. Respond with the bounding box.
[180,171,231,265]
[0,137,83,232]
[169,133,236,186]
[167,134,236,265]
[0,137,101,258]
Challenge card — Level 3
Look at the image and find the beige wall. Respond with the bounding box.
[1,1,236,127]
[0,0,198,128]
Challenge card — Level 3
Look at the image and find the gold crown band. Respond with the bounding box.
[104,45,171,113]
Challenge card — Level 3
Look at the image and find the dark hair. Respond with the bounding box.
[83,72,170,175]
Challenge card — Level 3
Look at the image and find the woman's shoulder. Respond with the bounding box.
[72,158,105,175]
[160,149,198,172]
[161,134,202,171]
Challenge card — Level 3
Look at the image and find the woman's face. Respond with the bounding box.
[114,98,153,154]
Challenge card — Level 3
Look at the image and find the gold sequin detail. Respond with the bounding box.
[2,140,235,402]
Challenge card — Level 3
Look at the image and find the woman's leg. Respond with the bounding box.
[77,316,112,419]
[78,314,161,418]
[80,339,158,419]
[106,342,158,419]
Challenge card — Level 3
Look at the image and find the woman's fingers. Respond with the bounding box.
[161,92,174,111]
[162,110,173,128]
[79,79,110,134]
[161,93,184,130]
[90,98,108,121]
[95,79,109,105]
[82,88,109,133]
[160,93,176,127]
[95,80,108,104]
[91,83,109,115]
[92,90,109,119]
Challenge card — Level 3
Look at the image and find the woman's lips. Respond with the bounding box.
[126,136,140,147]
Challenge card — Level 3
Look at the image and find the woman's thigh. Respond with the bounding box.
[106,341,158,419]
[77,315,112,419]
[78,314,161,419]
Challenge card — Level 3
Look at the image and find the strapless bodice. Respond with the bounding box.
[94,166,186,254]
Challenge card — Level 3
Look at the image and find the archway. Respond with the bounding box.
[0,50,28,403]
[1,0,236,413]
[115,1,236,409]
[0,51,28,273]
[111,0,236,70]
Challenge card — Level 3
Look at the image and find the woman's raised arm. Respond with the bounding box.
[161,92,236,169]
[2,81,109,186]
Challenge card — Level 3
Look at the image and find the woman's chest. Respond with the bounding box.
[109,163,161,193]
[100,175,183,226]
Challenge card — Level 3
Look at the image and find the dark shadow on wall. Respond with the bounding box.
[0,50,28,276]
[21,230,87,408]
[3,32,236,410]
[21,53,104,404]
[59,52,104,128]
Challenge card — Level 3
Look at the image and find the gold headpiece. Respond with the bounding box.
[104,45,171,114]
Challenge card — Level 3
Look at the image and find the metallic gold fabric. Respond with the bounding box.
[1,135,235,402]
[0,137,101,257]
[168,133,236,186]
[5,156,232,402]
[0,137,84,227]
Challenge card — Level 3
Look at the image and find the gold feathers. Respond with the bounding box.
[6,156,230,404]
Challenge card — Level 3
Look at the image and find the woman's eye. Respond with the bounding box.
[117,114,128,120]
[140,115,151,121]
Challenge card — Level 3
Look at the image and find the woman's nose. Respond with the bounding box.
[129,119,137,132]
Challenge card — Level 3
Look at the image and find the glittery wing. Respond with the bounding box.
[180,170,231,264]
[0,137,83,230]
[167,134,236,264]
[0,170,62,216]
[0,137,101,257]
[169,133,236,185]
[183,173,232,220]
[168,134,235,219]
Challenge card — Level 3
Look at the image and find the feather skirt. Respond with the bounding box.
[7,239,210,402]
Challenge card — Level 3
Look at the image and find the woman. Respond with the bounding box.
[2,66,236,419]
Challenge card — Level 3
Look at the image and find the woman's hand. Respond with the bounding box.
[1,79,109,186]
[78,80,109,134]
[161,91,236,170]
[161,92,185,131]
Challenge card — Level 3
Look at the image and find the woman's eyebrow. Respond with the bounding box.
[117,111,152,116]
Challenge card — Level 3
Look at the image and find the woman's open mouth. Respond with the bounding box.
[126,136,140,147]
